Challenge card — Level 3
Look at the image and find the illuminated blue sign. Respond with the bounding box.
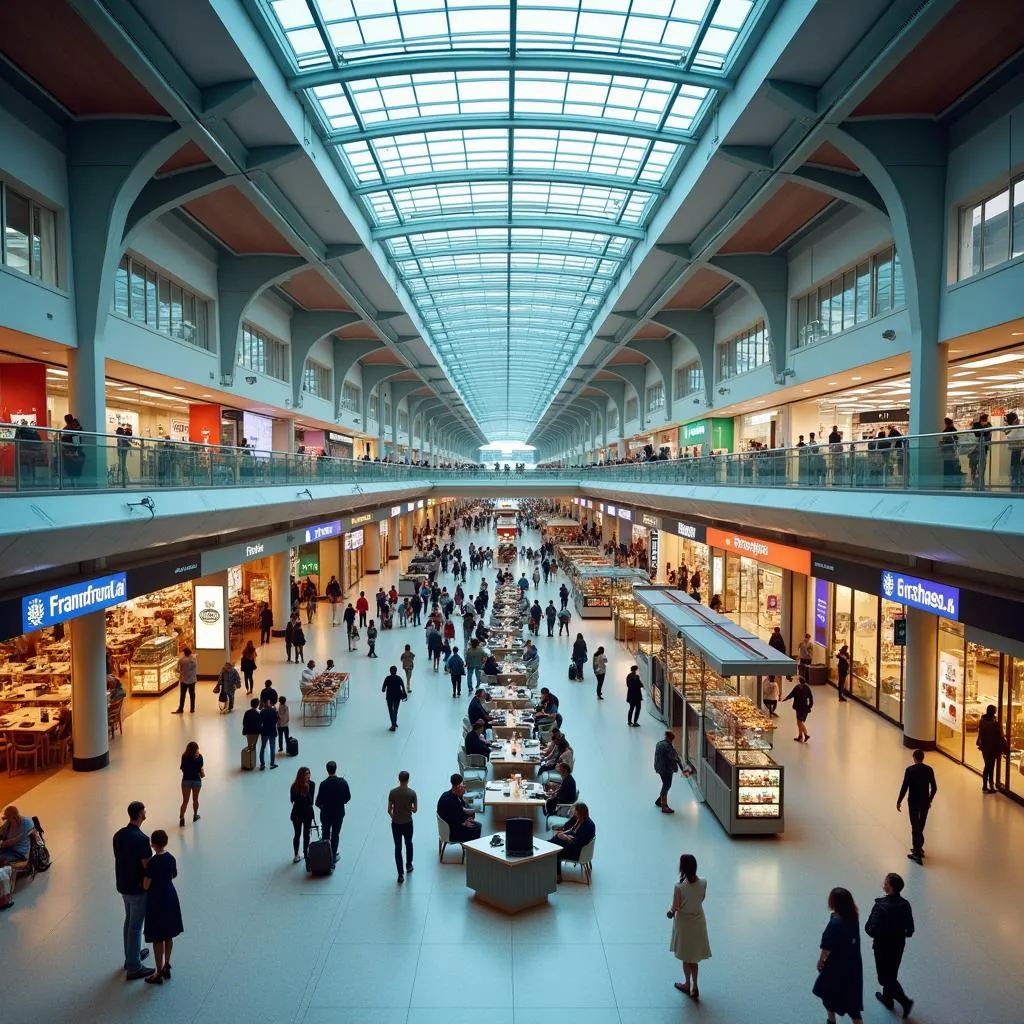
[22,572,128,631]
[880,570,959,621]
[303,520,341,543]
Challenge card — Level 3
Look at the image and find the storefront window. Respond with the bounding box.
[1005,659,1024,794]
[831,585,852,682]
[965,642,1001,775]
[850,590,878,706]
[878,599,904,722]
[758,566,782,637]
[937,621,966,762]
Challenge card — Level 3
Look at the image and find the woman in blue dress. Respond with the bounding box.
[813,886,864,1023]
[143,829,184,985]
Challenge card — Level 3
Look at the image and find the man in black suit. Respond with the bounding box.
[544,761,577,815]
[437,773,481,842]
[897,749,937,864]
[467,688,493,729]
[464,720,492,758]
[315,761,351,864]
[382,665,407,731]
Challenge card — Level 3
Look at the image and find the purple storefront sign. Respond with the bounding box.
[814,578,829,647]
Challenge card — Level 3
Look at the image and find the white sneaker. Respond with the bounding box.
[292,855,301,863]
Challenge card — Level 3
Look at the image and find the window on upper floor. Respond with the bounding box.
[399,409,409,434]
[625,396,639,422]
[792,244,904,349]
[607,407,619,431]
[237,322,289,382]
[383,400,392,424]
[674,360,704,397]
[1,180,58,286]
[959,180,1024,279]
[114,254,211,351]
[341,382,361,412]
[646,381,665,414]
[718,320,769,380]
[302,360,330,398]
[368,393,378,420]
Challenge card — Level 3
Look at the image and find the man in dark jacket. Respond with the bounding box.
[447,646,466,698]
[258,700,279,769]
[241,699,261,753]
[315,760,352,863]
[437,774,481,842]
[782,677,813,742]
[559,583,570,610]
[112,801,154,979]
[259,603,273,645]
[897,749,937,863]
[464,720,492,758]
[653,730,684,813]
[468,688,493,730]
[865,872,915,1017]
[545,600,557,636]
[544,761,578,815]
[382,665,407,731]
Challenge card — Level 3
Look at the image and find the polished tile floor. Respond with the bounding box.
[2,522,1023,1024]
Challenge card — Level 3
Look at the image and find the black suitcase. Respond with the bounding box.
[305,825,333,876]
[287,736,299,757]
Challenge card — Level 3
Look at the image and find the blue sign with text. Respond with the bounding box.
[303,520,342,543]
[22,572,128,632]
[814,577,829,647]
[880,570,959,621]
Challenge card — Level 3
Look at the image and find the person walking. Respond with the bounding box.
[258,603,273,646]
[767,625,787,658]
[977,704,1008,793]
[797,633,813,669]
[864,872,915,1018]
[177,741,203,828]
[897,749,937,864]
[571,633,588,680]
[559,583,569,610]
[240,641,257,695]
[836,644,851,701]
[113,801,154,980]
[325,575,342,625]
[532,566,540,590]
[382,665,407,731]
[447,645,466,698]
[293,621,306,663]
[141,829,183,985]
[315,761,351,864]
[762,675,780,717]
[592,646,608,699]
[242,698,261,757]
[668,853,711,1000]
[277,696,291,754]
[654,730,684,813]
[557,604,572,636]
[258,699,279,770]
[812,887,864,1024]
[289,766,316,863]
[400,644,416,694]
[171,647,197,715]
[366,620,378,658]
[388,770,418,884]
[782,676,814,742]
[427,625,444,672]
[284,617,295,663]
[356,590,369,627]
[545,600,557,637]
[626,664,643,726]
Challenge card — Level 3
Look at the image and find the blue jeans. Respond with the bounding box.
[259,734,276,766]
[466,665,481,687]
[122,892,147,971]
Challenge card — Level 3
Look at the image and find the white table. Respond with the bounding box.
[489,740,541,778]
[463,832,560,912]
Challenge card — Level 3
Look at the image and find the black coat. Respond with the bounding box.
[290,780,316,823]
[315,775,352,821]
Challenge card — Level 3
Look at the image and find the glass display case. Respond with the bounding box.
[130,634,180,695]
[571,566,650,619]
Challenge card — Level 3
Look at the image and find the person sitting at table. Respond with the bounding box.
[550,802,595,882]
[522,639,539,671]
[0,805,34,866]
[464,720,492,758]
[482,653,499,686]
[437,773,482,842]
[107,673,126,702]
[299,661,317,695]
[544,761,578,815]
[468,688,494,728]
[538,728,564,766]
[538,734,574,775]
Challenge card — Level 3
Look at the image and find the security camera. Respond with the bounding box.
[881,329,896,341]
[245,375,257,385]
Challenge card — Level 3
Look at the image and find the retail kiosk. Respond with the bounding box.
[568,565,650,620]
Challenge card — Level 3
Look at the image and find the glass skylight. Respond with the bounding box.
[258,0,766,438]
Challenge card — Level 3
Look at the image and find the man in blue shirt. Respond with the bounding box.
[112,801,154,979]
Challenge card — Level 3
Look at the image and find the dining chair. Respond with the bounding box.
[561,837,595,885]
[107,697,125,739]
[8,732,46,775]
[436,814,466,864]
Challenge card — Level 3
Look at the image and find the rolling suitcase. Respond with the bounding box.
[287,736,299,757]
[241,747,256,771]
[305,824,333,876]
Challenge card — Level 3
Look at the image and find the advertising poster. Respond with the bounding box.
[194,585,225,650]
[814,578,829,647]
[937,650,963,731]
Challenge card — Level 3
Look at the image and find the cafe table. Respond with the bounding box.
[485,685,535,709]
[482,779,547,822]
[0,683,72,706]
[488,738,541,778]
[0,706,60,734]
[491,709,533,740]
[497,662,528,685]
[463,832,560,913]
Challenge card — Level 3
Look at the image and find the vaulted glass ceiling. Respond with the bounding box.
[258,0,767,439]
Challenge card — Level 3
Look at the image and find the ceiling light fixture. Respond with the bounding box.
[960,353,1024,369]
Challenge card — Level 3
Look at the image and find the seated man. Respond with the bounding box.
[549,802,595,882]
[522,640,539,670]
[544,761,578,816]
[437,773,482,843]
[0,805,34,866]
[299,660,317,695]
[464,720,492,758]
[482,653,499,686]
[467,688,493,727]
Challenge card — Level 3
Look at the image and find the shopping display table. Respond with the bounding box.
[463,833,560,913]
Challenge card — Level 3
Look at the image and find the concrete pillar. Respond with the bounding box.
[320,538,341,594]
[193,571,231,678]
[601,514,615,547]
[389,518,401,560]
[903,608,937,749]
[272,418,295,455]
[401,512,414,550]
[365,521,382,575]
[70,611,109,771]
[271,552,291,636]
[616,516,631,548]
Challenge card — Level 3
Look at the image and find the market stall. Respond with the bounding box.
[568,565,650,620]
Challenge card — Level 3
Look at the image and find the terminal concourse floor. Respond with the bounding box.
[2,523,1022,1024]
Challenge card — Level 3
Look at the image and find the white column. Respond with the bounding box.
[903,607,938,748]
[389,518,401,561]
[271,551,291,636]
[365,521,382,575]
[401,512,414,550]
[601,515,615,547]
[71,611,109,771]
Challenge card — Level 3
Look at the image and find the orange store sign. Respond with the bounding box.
[706,528,810,575]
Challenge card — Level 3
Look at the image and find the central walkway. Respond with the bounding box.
[2,520,1022,1024]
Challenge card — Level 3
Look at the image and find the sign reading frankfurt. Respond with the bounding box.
[880,570,959,621]
[22,572,127,631]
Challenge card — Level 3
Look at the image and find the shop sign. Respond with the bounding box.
[893,615,907,646]
[406,502,416,512]
[858,408,909,425]
[344,529,365,551]
[744,410,778,427]
[640,513,661,530]
[572,497,580,504]
[22,572,127,631]
[811,553,881,596]
[682,421,707,442]
[194,585,225,650]
[426,498,437,507]
[617,508,632,521]
[880,570,959,621]
[200,530,298,575]
[328,432,354,444]
[303,519,342,543]
[297,552,320,578]
[347,512,374,528]
[605,504,617,516]
[416,500,425,509]
[649,529,660,577]
[126,557,201,598]
[813,578,829,647]
[766,594,779,611]
[708,528,811,575]
[391,505,402,517]
[937,651,963,730]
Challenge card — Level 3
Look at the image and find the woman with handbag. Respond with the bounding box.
[216,660,242,712]
[668,853,711,1000]
[178,741,204,828]
[240,642,258,695]
[289,766,316,864]
[813,887,864,1024]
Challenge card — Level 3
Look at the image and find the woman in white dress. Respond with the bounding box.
[668,853,711,1000]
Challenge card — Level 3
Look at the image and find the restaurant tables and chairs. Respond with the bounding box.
[484,685,535,709]
[482,777,546,815]
[6,730,48,775]
[491,709,533,740]
[107,697,125,739]
[457,748,487,782]
[488,737,541,778]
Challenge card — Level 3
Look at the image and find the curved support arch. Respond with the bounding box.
[360,364,407,429]
[648,310,715,406]
[289,311,361,409]
[332,339,381,418]
[588,380,627,443]
[626,337,675,421]
[603,363,649,433]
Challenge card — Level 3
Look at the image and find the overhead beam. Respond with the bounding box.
[763,79,819,120]
[371,214,645,242]
[716,145,775,172]
[200,79,258,120]
[289,53,732,92]
[245,145,304,173]
[352,168,664,196]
